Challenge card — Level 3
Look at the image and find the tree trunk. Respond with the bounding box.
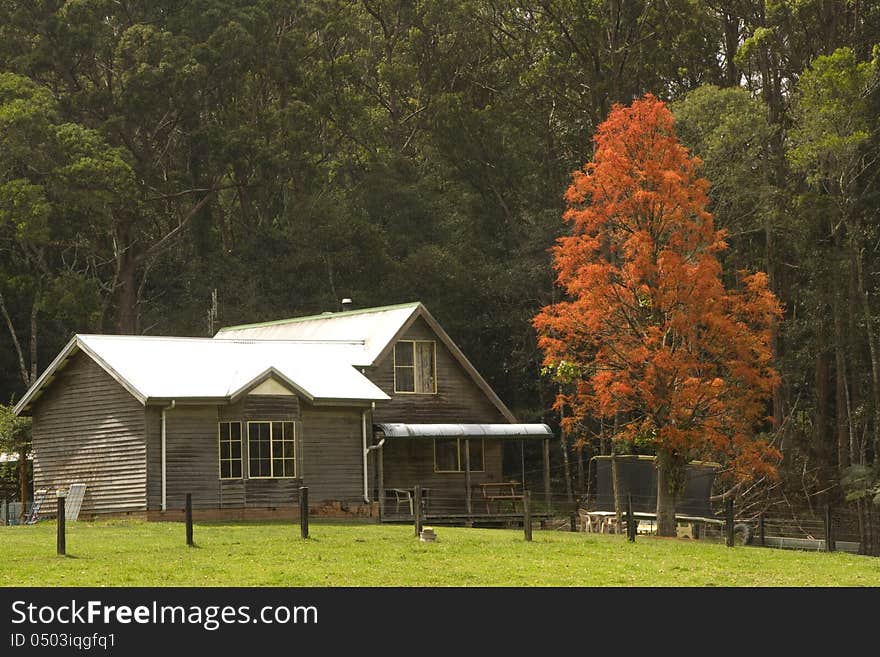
[852,238,880,463]
[833,294,850,473]
[610,414,622,528]
[814,318,832,484]
[576,443,585,495]
[722,13,740,86]
[611,451,622,529]
[559,403,574,504]
[655,449,684,537]
[18,445,28,521]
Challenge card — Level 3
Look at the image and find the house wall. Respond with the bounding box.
[368,317,508,425]
[380,438,503,512]
[368,317,507,502]
[30,352,147,518]
[299,404,366,503]
[147,395,303,511]
[147,393,365,511]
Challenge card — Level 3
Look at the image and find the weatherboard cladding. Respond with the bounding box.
[369,317,507,425]
[299,405,365,503]
[31,352,147,518]
[370,317,507,499]
[381,439,503,512]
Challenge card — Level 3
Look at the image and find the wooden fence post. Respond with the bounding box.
[300,486,309,539]
[725,497,734,548]
[185,493,193,547]
[825,504,835,552]
[523,490,532,542]
[56,491,66,556]
[759,512,765,547]
[414,485,422,537]
[626,494,635,542]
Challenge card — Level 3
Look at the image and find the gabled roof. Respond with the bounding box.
[215,302,421,366]
[15,302,516,422]
[215,302,517,422]
[13,334,389,415]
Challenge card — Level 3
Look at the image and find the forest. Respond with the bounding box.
[1,1,879,517]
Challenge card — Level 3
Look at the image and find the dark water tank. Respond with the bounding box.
[593,455,718,518]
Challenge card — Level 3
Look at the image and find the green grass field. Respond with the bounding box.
[2,520,879,586]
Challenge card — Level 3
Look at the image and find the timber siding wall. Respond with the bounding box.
[300,404,364,503]
[31,352,146,518]
[368,317,507,425]
[381,439,503,499]
[370,317,507,499]
[147,395,304,511]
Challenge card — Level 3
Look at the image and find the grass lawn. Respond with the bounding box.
[2,520,879,586]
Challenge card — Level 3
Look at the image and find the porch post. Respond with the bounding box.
[377,442,385,521]
[464,439,472,516]
[543,437,551,511]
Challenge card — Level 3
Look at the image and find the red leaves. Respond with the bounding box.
[534,94,782,480]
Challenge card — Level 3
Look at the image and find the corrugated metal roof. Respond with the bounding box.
[214,302,421,365]
[15,335,389,414]
[375,423,552,439]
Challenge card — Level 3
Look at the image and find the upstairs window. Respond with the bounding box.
[218,422,243,479]
[247,421,296,478]
[394,340,436,393]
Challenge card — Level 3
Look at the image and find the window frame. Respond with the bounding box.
[393,339,437,394]
[433,438,485,473]
[246,420,297,479]
[218,421,243,480]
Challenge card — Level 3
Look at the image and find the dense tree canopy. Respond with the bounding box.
[0,1,878,522]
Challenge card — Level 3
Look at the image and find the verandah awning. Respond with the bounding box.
[374,423,552,439]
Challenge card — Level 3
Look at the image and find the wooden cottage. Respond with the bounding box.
[13,302,551,521]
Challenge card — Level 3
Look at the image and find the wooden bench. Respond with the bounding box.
[478,482,524,514]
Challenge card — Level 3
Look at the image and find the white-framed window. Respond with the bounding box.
[394,340,436,393]
[247,421,296,478]
[219,421,243,479]
[433,438,484,473]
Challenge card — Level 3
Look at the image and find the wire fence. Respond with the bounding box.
[379,480,880,557]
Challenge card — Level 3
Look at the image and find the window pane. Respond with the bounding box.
[467,439,484,471]
[395,367,414,392]
[395,341,414,366]
[415,342,435,393]
[249,422,271,477]
[280,458,295,477]
[219,422,242,479]
[435,439,459,471]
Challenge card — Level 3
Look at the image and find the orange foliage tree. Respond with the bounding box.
[533,94,782,536]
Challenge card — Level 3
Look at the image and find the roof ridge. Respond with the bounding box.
[78,334,366,345]
[215,301,422,333]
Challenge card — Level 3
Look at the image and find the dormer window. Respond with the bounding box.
[394,340,436,393]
